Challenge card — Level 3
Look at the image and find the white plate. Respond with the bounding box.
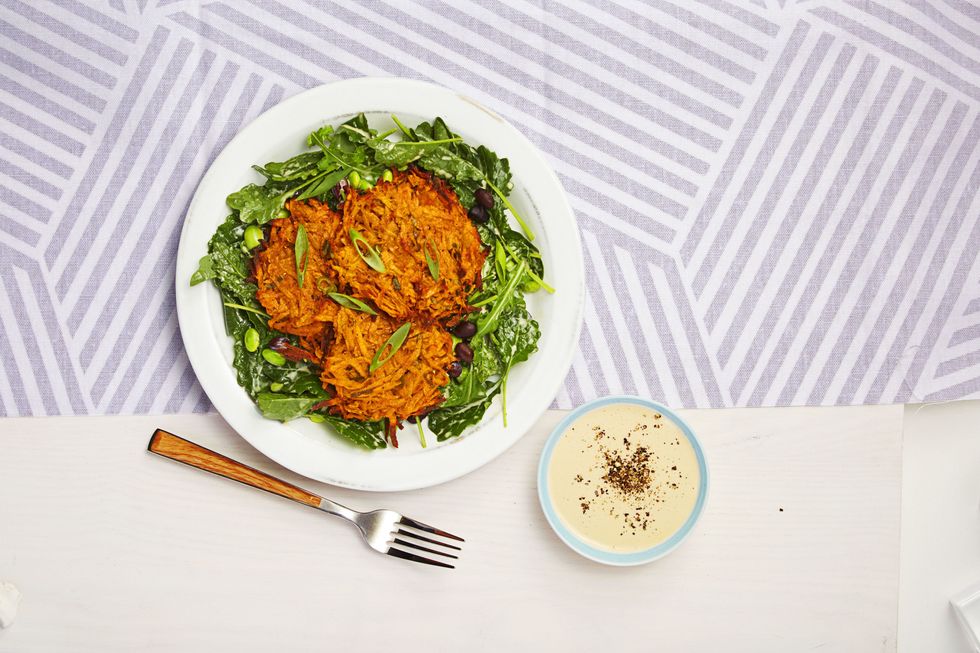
[175,78,584,491]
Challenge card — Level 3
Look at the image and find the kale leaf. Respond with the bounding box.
[257,392,319,421]
[208,216,256,305]
[494,299,540,372]
[428,387,500,442]
[320,416,387,450]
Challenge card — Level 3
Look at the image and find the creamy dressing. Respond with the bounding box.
[548,403,700,553]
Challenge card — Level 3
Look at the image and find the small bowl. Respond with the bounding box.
[537,396,709,566]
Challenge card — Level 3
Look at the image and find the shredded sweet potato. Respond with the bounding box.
[330,168,485,322]
[251,169,486,434]
[254,199,340,338]
[319,309,454,424]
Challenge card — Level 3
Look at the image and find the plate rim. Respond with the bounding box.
[175,77,585,491]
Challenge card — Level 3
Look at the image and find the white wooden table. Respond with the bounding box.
[0,402,976,652]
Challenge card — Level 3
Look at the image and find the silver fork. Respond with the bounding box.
[147,429,463,568]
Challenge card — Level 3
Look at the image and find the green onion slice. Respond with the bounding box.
[424,240,439,281]
[328,292,377,316]
[349,228,386,272]
[369,322,411,373]
[294,224,309,288]
[223,302,269,318]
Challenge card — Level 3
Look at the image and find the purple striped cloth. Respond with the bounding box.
[1,0,979,416]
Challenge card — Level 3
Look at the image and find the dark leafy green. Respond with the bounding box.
[321,415,387,450]
[189,254,215,286]
[429,387,500,442]
[257,392,319,421]
[226,184,289,225]
[252,151,322,182]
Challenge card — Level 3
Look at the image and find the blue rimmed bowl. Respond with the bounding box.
[537,396,709,566]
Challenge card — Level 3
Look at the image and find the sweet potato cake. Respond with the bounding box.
[253,198,341,339]
[320,309,455,424]
[330,168,485,323]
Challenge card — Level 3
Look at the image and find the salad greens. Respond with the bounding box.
[191,114,547,449]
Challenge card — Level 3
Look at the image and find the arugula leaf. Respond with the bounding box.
[252,151,323,182]
[475,260,527,338]
[498,227,544,280]
[309,114,383,179]
[257,392,318,421]
[297,166,348,201]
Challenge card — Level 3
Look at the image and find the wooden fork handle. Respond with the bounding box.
[147,429,321,508]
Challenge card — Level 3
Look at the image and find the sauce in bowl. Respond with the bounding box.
[544,401,703,556]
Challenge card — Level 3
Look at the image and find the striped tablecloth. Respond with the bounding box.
[1,0,979,416]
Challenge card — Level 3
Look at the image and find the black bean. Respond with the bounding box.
[448,361,463,378]
[475,187,494,209]
[268,336,290,351]
[452,320,477,339]
[468,204,488,224]
[455,342,474,364]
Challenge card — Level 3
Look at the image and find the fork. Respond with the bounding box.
[147,429,463,568]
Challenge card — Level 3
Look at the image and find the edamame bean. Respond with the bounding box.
[359,180,372,192]
[348,171,361,187]
[269,382,284,392]
[522,280,541,293]
[277,208,289,219]
[262,348,286,366]
[308,414,325,423]
[382,169,393,182]
[243,328,260,352]
[243,225,264,250]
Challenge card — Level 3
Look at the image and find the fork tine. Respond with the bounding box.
[387,547,454,569]
[394,528,462,551]
[393,537,459,559]
[398,517,465,542]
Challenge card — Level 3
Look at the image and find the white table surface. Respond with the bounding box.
[900,400,980,653]
[0,401,976,652]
